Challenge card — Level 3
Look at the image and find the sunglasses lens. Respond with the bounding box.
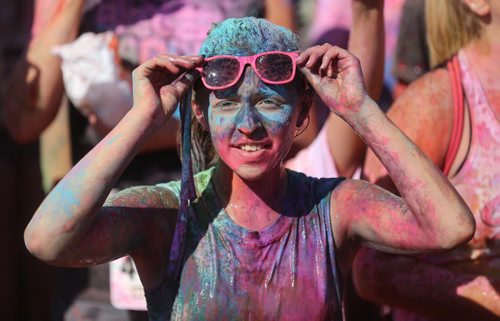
[256,53,294,82]
[202,58,240,88]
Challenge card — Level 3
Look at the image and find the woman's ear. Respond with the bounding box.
[192,98,209,130]
[296,83,314,128]
[296,107,308,128]
[463,0,491,16]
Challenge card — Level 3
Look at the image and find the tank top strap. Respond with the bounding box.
[443,55,464,177]
[457,50,498,127]
[317,190,344,321]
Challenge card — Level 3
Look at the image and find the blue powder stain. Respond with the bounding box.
[45,180,82,220]
[199,17,301,57]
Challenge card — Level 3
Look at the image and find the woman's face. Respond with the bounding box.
[205,67,304,180]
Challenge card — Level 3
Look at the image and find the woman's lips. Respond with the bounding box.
[238,144,266,152]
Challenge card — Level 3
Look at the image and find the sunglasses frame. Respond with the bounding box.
[196,51,299,90]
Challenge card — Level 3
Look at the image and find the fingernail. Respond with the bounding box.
[183,73,194,82]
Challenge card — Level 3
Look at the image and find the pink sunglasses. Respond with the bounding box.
[196,51,299,90]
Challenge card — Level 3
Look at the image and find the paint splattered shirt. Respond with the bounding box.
[146,167,345,320]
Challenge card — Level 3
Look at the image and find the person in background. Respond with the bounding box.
[357,0,500,320]
[287,0,385,180]
[0,1,54,320]
[392,0,430,99]
[293,0,404,140]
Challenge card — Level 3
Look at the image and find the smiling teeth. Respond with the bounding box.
[240,145,263,152]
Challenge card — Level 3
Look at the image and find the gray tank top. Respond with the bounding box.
[146,168,344,320]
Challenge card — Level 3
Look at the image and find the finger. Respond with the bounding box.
[326,63,338,78]
[319,48,338,75]
[155,55,204,70]
[296,47,314,66]
[159,71,197,107]
[132,57,181,82]
[304,49,324,69]
[296,44,324,66]
[299,66,320,89]
[171,70,199,93]
[133,58,158,79]
[331,46,360,72]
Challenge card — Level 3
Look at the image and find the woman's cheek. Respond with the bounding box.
[208,110,233,149]
[260,104,295,136]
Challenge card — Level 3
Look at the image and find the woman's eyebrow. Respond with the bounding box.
[213,88,239,99]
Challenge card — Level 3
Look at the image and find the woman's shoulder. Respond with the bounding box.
[388,65,455,163]
[103,168,215,210]
[156,167,216,203]
[394,65,453,114]
[104,184,181,210]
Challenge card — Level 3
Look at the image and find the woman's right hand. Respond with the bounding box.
[131,54,204,130]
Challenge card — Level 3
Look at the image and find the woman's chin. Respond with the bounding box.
[234,165,269,181]
[231,162,283,182]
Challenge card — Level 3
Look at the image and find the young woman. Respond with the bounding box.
[24,17,474,320]
[357,0,500,320]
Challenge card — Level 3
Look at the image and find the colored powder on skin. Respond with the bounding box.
[207,69,299,175]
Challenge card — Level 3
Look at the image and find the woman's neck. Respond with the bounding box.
[213,162,288,231]
[478,11,500,48]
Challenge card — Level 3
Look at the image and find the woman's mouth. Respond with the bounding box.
[238,144,265,152]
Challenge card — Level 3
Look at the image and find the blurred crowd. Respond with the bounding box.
[1,0,498,320]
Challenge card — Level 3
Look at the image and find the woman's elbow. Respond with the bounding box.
[437,209,476,250]
[24,224,59,263]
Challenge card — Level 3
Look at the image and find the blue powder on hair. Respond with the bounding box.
[199,17,301,57]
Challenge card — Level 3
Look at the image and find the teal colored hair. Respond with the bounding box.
[199,17,301,57]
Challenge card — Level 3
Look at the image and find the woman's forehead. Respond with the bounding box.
[211,68,297,101]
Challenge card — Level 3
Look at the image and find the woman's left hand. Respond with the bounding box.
[297,44,368,116]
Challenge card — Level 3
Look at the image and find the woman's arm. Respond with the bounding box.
[4,0,84,143]
[324,0,385,178]
[353,248,500,320]
[24,55,203,267]
[349,0,385,100]
[298,45,474,254]
[264,0,296,31]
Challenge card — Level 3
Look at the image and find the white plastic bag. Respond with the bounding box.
[53,31,133,129]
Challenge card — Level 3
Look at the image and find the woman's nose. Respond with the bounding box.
[236,105,263,136]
